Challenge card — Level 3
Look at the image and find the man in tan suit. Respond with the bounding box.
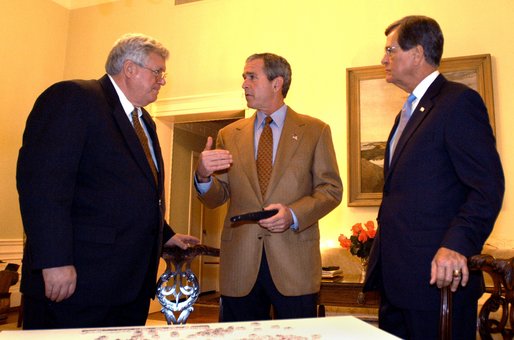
[195,53,342,321]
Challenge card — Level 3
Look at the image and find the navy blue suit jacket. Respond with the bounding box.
[364,74,504,310]
[17,75,174,306]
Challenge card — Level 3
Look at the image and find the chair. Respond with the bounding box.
[440,254,514,340]
[156,244,220,325]
[0,263,19,325]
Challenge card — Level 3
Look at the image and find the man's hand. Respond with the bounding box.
[42,265,77,302]
[195,136,232,183]
[430,247,468,292]
[258,203,293,233]
[165,234,200,250]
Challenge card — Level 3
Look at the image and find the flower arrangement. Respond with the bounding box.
[338,220,376,259]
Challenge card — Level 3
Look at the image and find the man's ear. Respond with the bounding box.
[272,76,284,93]
[123,60,137,78]
[412,45,425,65]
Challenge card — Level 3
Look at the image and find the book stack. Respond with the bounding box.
[321,266,343,279]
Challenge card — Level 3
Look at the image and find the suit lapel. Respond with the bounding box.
[386,74,446,177]
[234,114,262,199]
[384,114,400,174]
[265,108,304,199]
[98,75,158,188]
[141,109,164,190]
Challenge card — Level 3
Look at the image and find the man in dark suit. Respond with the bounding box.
[16,33,198,329]
[194,53,342,322]
[364,16,504,339]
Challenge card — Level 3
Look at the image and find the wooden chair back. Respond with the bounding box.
[440,254,514,340]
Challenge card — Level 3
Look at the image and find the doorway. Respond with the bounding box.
[168,116,241,293]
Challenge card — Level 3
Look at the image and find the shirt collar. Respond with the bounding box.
[411,70,440,110]
[108,74,139,119]
[256,104,287,129]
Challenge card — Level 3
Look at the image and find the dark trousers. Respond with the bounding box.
[220,249,318,322]
[379,290,477,340]
[22,291,151,330]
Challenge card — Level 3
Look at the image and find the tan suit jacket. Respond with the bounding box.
[199,107,342,297]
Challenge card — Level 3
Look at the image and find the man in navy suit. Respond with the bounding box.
[17,33,198,329]
[364,16,504,339]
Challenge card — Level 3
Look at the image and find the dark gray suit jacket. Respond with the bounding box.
[17,75,174,306]
[364,74,504,310]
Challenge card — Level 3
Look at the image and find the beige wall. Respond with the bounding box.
[2,0,513,251]
[1,1,69,239]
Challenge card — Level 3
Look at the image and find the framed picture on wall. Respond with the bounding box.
[347,54,495,207]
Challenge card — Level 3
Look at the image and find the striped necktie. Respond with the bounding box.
[131,108,158,184]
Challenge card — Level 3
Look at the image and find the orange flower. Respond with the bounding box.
[339,220,376,259]
[338,234,352,249]
[358,231,368,243]
[351,223,363,236]
[364,220,375,231]
[364,220,376,238]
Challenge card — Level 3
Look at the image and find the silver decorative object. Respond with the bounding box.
[156,244,220,325]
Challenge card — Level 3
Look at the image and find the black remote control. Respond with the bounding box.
[230,209,279,222]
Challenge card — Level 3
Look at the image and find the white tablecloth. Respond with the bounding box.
[0,315,399,339]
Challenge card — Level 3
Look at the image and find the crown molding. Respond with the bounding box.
[151,91,249,121]
[51,0,119,10]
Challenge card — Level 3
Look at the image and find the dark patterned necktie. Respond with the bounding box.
[132,108,158,184]
[257,116,273,196]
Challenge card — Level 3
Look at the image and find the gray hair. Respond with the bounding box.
[105,33,169,75]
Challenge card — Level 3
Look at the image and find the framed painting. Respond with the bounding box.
[347,54,495,207]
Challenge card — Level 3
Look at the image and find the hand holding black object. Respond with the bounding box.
[230,209,279,222]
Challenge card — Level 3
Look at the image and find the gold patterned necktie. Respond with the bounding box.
[257,116,273,196]
[131,108,158,184]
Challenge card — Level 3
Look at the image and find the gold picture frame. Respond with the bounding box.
[347,54,495,207]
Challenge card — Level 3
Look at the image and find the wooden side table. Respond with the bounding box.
[318,274,380,323]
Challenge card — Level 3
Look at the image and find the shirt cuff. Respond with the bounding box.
[290,208,299,231]
[194,173,212,195]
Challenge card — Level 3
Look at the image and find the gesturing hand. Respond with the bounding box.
[195,136,233,182]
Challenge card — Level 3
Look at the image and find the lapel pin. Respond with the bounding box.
[292,134,298,140]
[420,107,425,112]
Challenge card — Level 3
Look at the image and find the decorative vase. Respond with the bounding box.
[359,257,369,283]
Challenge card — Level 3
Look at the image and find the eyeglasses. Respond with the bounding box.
[138,64,167,80]
[384,46,398,56]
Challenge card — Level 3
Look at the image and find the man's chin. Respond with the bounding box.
[245,100,257,109]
